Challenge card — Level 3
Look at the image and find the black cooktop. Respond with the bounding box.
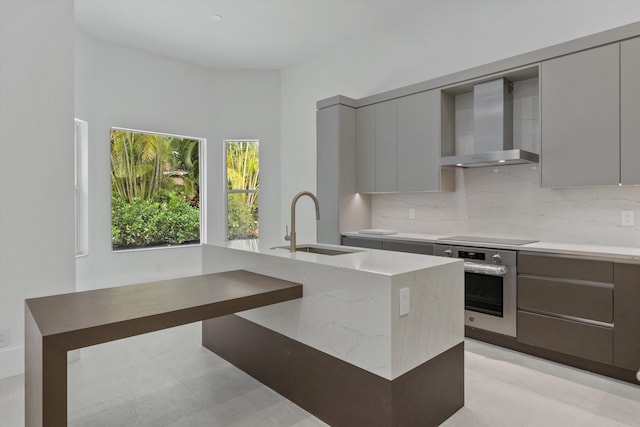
[437,235,539,246]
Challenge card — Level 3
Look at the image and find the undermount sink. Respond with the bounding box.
[271,245,360,256]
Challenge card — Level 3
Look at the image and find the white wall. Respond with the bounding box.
[0,0,76,378]
[280,0,640,243]
[75,31,281,290]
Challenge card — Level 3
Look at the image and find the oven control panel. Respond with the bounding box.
[434,244,516,267]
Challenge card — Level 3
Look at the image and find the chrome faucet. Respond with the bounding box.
[284,191,320,252]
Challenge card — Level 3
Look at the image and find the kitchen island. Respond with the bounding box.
[202,242,464,426]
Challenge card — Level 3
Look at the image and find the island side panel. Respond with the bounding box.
[202,245,394,379]
[203,314,394,427]
[391,342,464,426]
[203,317,465,427]
[390,260,464,378]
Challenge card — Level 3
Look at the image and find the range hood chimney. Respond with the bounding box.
[440,78,539,168]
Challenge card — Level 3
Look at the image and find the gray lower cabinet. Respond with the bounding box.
[341,235,382,249]
[621,37,640,185]
[381,240,433,255]
[613,262,640,372]
[516,253,614,364]
[518,311,613,365]
[540,43,620,188]
[341,236,433,255]
[518,276,613,323]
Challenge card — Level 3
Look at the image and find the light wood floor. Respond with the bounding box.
[1,323,639,426]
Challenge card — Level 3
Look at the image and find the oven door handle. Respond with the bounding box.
[463,261,508,276]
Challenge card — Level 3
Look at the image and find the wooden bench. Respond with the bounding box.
[24,270,302,427]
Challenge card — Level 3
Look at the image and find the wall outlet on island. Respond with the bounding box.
[409,208,416,219]
[621,210,635,227]
[399,287,410,316]
[0,329,10,348]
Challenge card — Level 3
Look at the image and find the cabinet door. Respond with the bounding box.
[517,311,613,364]
[621,37,640,185]
[375,99,397,192]
[341,236,382,249]
[356,105,376,193]
[613,262,640,372]
[397,91,440,192]
[381,240,433,255]
[540,44,620,188]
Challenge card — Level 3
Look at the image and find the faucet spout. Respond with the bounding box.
[289,191,320,252]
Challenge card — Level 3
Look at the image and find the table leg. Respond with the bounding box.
[25,306,68,427]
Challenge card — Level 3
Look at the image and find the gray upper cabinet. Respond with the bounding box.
[375,99,398,192]
[317,100,371,244]
[356,99,398,193]
[397,91,441,192]
[541,44,620,188]
[621,37,640,185]
[356,90,452,193]
[356,105,376,193]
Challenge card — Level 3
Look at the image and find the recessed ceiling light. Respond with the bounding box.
[210,14,223,22]
[456,163,463,167]
[498,159,506,163]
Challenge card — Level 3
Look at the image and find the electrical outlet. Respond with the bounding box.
[409,208,416,219]
[621,210,635,227]
[399,287,410,316]
[0,329,10,348]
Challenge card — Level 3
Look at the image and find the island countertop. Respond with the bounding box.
[219,239,461,275]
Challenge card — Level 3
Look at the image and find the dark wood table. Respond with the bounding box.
[24,270,302,427]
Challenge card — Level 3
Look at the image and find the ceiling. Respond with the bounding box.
[75,0,426,70]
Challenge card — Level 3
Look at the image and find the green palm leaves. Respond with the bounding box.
[226,141,259,239]
[110,129,201,249]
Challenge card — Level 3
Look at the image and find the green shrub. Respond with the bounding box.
[112,196,200,250]
[227,195,258,240]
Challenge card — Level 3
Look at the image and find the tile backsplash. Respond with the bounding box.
[372,165,640,247]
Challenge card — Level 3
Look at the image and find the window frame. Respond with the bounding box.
[109,126,206,252]
[74,118,89,256]
[224,139,259,241]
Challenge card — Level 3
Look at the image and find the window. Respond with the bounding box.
[225,140,259,240]
[74,118,89,256]
[110,128,203,250]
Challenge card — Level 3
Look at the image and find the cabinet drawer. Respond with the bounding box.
[518,252,613,282]
[341,236,382,249]
[613,262,640,371]
[518,276,613,323]
[381,240,433,255]
[517,311,613,364]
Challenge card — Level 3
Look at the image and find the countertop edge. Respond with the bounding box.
[341,232,640,261]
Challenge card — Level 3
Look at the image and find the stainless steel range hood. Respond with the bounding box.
[440,78,539,168]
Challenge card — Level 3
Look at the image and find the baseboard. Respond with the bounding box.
[0,346,24,379]
[0,347,81,379]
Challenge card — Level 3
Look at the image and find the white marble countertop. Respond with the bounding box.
[224,239,461,275]
[342,231,640,261]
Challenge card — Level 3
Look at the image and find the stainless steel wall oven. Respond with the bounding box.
[434,244,517,337]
